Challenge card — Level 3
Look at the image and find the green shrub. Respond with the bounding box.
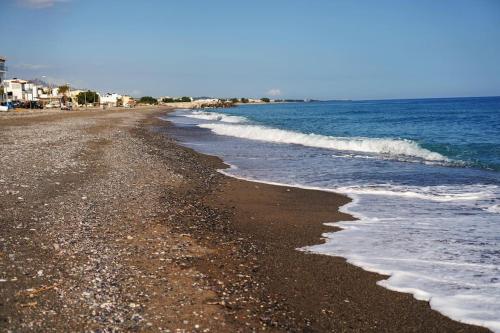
[76,91,99,105]
[139,96,158,105]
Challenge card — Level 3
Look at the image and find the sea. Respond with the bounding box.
[166,97,500,332]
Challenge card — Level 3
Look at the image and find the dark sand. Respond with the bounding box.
[0,108,491,332]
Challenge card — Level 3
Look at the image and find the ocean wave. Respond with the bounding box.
[486,204,500,214]
[336,185,496,202]
[198,123,450,163]
[184,111,247,123]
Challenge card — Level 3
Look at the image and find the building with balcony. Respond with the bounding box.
[0,56,6,102]
[3,79,27,101]
[0,56,6,85]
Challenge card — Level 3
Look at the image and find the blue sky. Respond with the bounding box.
[2,0,500,99]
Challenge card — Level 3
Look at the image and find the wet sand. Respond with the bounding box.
[163,116,491,333]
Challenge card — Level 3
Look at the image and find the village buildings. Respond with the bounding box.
[0,57,137,110]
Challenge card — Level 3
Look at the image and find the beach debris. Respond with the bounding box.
[19,284,57,298]
[19,301,38,308]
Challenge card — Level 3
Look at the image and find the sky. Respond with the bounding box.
[1,0,500,100]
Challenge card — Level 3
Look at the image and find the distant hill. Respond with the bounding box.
[27,78,50,86]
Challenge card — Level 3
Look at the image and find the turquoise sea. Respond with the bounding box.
[167,97,500,332]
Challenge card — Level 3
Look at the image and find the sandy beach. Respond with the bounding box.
[0,108,491,332]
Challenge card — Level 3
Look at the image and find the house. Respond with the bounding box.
[0,56,6,103]
[3,79,28,101]
[69,90,85,106]
[23,82,42,101]
[0,56,6,85]
[122,95,136,107]
[3,79,50,102]
[100,93,122,107]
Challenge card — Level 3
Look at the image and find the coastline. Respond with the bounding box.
[160,114,491,332]
[0,108,490,332]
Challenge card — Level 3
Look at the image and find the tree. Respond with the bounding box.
[180,96,191,102]
[76,91,99,105]
[260,97,270,103]
[230,98,239,103]
[241,98,249,103]
[139,96,158,105]
[58,84,70,95]
[162,97,175,103]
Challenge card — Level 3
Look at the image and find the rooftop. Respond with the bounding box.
[5,79,28,84]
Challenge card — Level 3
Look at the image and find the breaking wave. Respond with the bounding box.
[198,123,450,163]
[487,204,500,214]
[336,184,496,202]
[184,111,247,123]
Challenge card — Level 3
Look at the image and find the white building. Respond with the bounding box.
[3,79,27,101]
[23,82,41,101]
[122,95,135,107]
[0,56,6,86]
[195,98,219,103]
[2,79,49,101]
[100,93,122,107]
[66,90,83,106]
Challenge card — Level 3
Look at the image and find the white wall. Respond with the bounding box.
[100,93,122,106]
[4,81,24,100]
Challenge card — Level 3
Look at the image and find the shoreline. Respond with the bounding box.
[0,108,491,332]
[161,113,491,332]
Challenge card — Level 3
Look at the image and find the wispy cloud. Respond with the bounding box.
[36,75,70,86]
[17,0,69,9]
[13,63,51,70]
[267,88,281,97]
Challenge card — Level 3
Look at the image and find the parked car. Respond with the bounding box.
[0,102,14,111]
[28,101,43,109]
[11,100,43,109]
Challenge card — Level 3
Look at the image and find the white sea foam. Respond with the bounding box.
[184,111,247,123]
[217,167,500,332]
[303,192,500,333]
[198,123,449,162]
[337,184,495,202]
[487,204,500,213]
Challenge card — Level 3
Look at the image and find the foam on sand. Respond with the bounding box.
[198,123,449,163]
[218,167,500,332]
[303,192,500,333]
